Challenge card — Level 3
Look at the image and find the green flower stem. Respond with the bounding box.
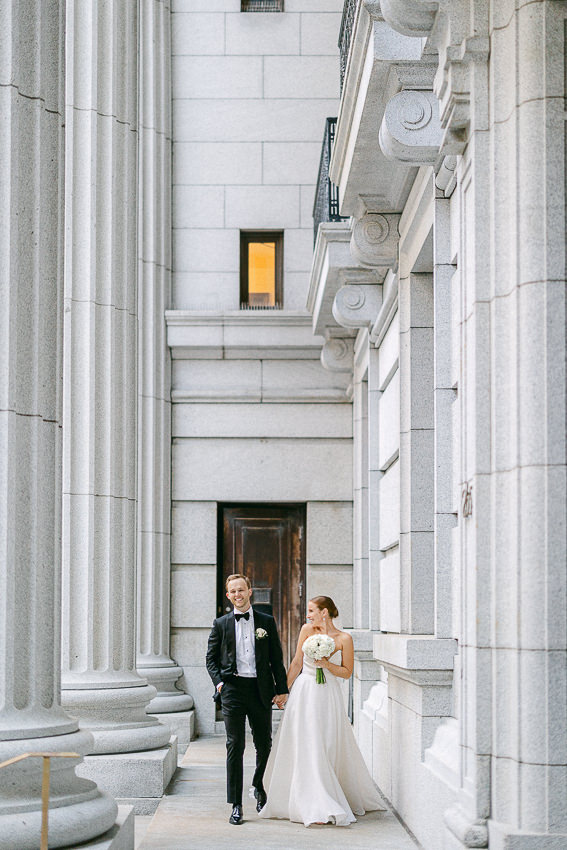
[316,667,326,684]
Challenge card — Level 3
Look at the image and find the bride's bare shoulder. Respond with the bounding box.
[334,630,353,648]
[297,623,314,643]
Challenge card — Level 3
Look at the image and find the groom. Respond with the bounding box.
[206,573,288,825]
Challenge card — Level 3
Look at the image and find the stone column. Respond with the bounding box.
[0,2,118,846]
[136,0,193,721]
[60,0,170,757]
[484,2,567,845]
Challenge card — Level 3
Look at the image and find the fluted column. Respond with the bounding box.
[0,2,117,846]
[136,0,192,714]
[60,0,170,755]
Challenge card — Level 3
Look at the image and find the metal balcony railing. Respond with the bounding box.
[313,117,348,245]
[338,0,357,93]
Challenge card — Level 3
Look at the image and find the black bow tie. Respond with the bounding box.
[234,612,250,622]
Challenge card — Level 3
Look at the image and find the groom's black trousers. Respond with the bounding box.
[220,676,272,806]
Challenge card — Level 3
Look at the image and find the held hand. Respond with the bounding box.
[273,694,288,709]
[316,656,330,669]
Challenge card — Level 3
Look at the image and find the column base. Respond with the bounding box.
[153,710,195,756]
[76,735,178,814]
[140,664,194,714]
[62,805,134,849]
[62,683,171,753]
[488,821,567,850]
[0,729,118,850]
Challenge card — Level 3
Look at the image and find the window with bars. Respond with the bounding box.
[241,0,284,11]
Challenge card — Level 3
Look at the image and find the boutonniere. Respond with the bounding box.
[255,628,268,640]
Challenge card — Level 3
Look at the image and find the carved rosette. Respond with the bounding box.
[350,212,400,269]
[380,0,438,37]
[321,337,355,373]
[379,90,443,164]
[332,283,383,329]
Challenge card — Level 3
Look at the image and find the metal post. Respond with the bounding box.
[40,757,51,850]
[0,752,79,850]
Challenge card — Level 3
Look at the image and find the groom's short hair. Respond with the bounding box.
[226,573,251,590]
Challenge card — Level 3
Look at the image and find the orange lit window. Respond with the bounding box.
[240,231,283,308]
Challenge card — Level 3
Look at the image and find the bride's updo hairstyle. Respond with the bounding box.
[310,595,339,620]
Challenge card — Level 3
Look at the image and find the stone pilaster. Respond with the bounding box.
[0,2,118,846]
[398,271,434,635]
[136,0,193,722]
[60,0,170,756]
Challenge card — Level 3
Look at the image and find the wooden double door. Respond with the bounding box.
[219,504,306,669]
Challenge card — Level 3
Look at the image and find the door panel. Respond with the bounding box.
[220,504,305,669]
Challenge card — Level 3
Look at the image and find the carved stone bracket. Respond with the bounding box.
[379,89,443,165]
[350,212,400,268]
[380,0,438,38]
[434,35,490,155]
[321,337,355,373]
[444,805,488,849]
[332,283,383,329]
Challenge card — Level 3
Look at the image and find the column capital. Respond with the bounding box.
[379,89,443,165]
[333,283,383,330]
[350,211,400,268]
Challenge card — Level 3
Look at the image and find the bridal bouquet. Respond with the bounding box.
[303,634,336,684]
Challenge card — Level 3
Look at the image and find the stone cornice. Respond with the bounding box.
[166,310,315,327]
[165,310,326,360]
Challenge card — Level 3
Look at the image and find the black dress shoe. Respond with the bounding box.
[254,788,267,812]
[229,804,244,825]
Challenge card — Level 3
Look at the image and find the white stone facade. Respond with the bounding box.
[307,1,567,848]
[169,0,351,735]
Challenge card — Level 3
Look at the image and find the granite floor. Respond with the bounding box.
[136,735,420,850]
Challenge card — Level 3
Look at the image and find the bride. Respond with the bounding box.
[258,595,385,827]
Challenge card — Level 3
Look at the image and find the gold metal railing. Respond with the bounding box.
[0,751,79,850]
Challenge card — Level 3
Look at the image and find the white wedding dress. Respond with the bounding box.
[258,649,385,827]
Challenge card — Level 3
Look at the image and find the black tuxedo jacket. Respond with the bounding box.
[206,608,288,710]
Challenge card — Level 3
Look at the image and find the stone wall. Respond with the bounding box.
[169,0,353,735]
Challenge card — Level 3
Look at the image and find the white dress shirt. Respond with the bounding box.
[234,607,257,677]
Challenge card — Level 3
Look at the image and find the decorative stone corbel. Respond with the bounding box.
[380,0,438,37]
[332,283,383,330]
[350,212,400,268]
[379,89,443,165]
[321,337,355,373]
[444,805,488,849]
[434,33,490,155]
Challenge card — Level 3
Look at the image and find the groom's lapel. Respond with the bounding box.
[226,612,236,660]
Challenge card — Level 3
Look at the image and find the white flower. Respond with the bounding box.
[302,634,336,684]
[302,634,335,661]
[255,628,268,639]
